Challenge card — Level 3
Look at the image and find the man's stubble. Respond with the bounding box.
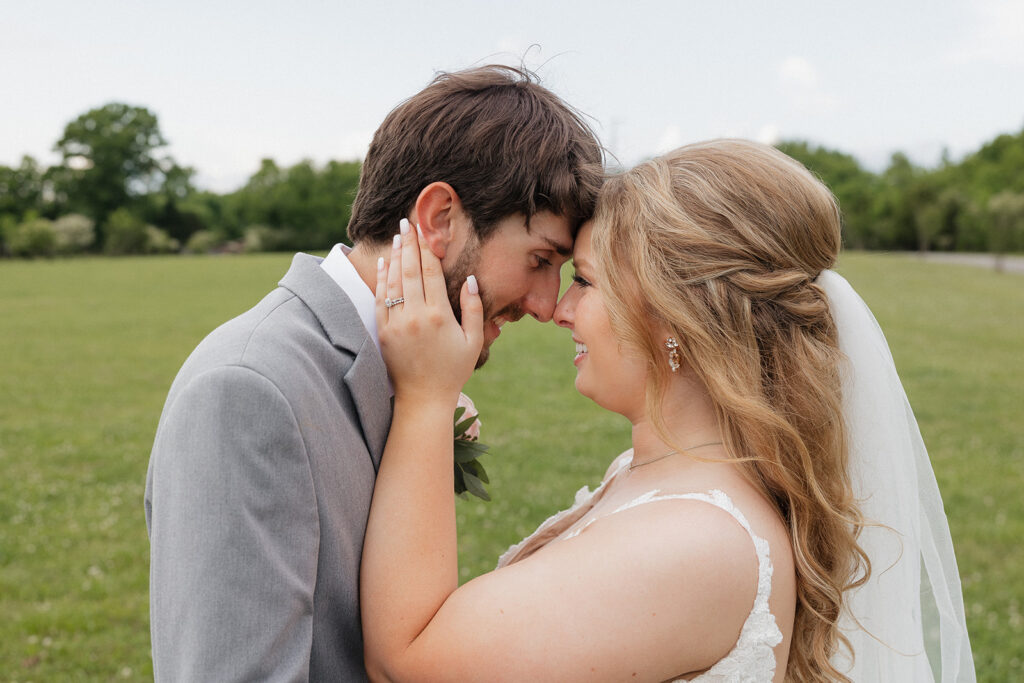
[444,236,522,369]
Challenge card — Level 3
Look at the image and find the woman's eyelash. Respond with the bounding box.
[572,273,591,287]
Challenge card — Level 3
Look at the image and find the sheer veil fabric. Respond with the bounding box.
[818,270,975,682]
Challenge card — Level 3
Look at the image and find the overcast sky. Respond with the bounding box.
[3,0,1023,192]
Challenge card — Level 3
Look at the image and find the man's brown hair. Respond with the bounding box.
[346,65,604,245]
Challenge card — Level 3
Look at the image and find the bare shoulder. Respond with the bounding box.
[577,494,765,611]
[587,490,796,677]
[544,495,766,672]
[399,490,793,682]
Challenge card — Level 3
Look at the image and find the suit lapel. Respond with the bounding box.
[344,343,391,469]
[279,253,368,355]
[279,253,391,469]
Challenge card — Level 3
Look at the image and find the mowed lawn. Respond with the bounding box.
[1,252,1021,681]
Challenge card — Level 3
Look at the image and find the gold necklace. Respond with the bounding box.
[628,441,724,471]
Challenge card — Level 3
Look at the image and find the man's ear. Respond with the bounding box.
[412,182,462,260]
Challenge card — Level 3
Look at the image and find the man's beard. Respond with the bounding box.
[444,239,522,369]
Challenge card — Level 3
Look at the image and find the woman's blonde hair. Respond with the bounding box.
[592,139,868,682]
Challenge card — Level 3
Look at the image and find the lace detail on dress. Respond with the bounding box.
[500,484,783,682]
[496,451,632,567]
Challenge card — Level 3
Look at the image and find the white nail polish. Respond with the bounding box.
[393,234,401,249]
[400,218,410,235]
[377,256,384,271]
[467,275,478,294]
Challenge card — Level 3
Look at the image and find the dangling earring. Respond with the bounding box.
[664,337,681,373]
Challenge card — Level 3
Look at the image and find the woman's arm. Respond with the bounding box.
[359,223,758,681]
[360,221,482,677]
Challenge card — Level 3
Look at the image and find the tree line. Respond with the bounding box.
[0,103,361,258]
[2,102,1023,258]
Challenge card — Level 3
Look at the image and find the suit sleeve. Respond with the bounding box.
[147,365,319,682]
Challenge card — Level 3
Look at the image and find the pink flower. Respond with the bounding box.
[456,392,482,441]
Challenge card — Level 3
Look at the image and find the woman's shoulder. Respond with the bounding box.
[578,487,771,576]
[454,485,793,680]
[571,491,773,667]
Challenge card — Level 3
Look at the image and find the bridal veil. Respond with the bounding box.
[818,270,975,682]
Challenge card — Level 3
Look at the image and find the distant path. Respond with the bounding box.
[900,252,1024,275]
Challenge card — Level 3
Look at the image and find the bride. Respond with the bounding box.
[359,140,974,681]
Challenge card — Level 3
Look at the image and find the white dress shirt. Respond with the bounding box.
[320,243,383,358]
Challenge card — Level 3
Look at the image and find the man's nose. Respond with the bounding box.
[524,273,561,322]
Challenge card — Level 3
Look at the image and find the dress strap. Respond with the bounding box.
[567,489,783,682]
[495,451,633,568]
[565,489,774,610]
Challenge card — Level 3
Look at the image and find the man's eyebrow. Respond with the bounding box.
[541,236,573,257]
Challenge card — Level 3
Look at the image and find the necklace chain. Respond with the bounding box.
[628,441,724,470]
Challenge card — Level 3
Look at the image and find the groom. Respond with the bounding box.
[145,65,602,681]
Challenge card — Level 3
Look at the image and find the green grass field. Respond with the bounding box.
[1,252,1021,680]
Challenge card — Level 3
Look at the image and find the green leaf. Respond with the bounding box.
[462,471,490,501]
[453,463,467,494]
[457,440,489,454]
[453,406,467,424]
[454,445,481,464]
[453,415,476,439]
[462,459,490,484]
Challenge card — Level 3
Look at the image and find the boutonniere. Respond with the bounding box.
[453,393,492,501]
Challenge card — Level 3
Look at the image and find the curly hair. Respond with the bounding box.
[591,139,869,681]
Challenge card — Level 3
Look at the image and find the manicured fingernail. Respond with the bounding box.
[467,275,478,294]
[393,234,401,249]
[399,218,410,235]
[416,223,424,240]
[377,256,384,272]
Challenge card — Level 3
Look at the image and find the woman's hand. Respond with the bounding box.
[375,218,484,406]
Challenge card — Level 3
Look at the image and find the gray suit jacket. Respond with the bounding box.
[145,253,391,681]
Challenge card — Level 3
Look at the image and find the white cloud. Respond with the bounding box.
[778,56,819,88]
[947,0,1024,66]
[777,56,840,115]
[756,124,780,146]
[655,124,684,154]
[335,129,374,162]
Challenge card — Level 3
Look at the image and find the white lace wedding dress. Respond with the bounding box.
[497,451,783,682]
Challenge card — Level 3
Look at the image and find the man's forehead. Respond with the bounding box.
[539,234,573,257]
[524,212,574,256]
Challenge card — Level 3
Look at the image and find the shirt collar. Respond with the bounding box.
[320,243,381,356]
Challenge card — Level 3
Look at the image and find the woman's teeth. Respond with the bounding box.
[575,342,588,356]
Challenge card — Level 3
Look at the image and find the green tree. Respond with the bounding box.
[142,163,208,244]
[957,130,1024,201]
[775,141,880,248]
[9,217,57,258]
[0,156,45,221]
[103,208,150,255]
[184,229,223,254]
[52,214,96,254]
[871,153,924,250]
[222,158,361,250]
[0,214,17,256]
[53,103,172,244]
[986,192,1024,271]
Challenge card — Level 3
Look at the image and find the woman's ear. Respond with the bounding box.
[412,182,461,260]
